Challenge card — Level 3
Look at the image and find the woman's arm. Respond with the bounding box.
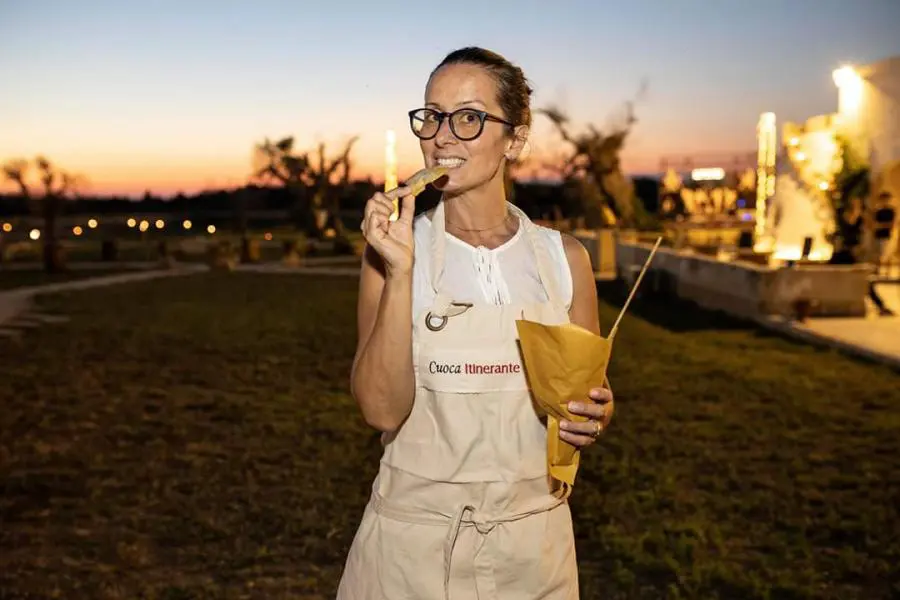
[558,233,615,445]
[349,245,416,432]
[562,234,601,335]
[561,233,611,390]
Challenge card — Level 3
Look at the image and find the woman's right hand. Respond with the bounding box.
[360,187,416,276]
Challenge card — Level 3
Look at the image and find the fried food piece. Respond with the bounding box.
[386,166,449,221]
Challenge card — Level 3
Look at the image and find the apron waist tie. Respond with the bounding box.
[371,491,565,600]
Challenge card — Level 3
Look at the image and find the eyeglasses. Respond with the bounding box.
[408,108,514,141]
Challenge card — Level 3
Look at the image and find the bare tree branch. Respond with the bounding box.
[534,82,648,227]
[250,134,358,238]
[538,105,576,145]
[327,136,359,179]
[2,159,31,198]
[1,155,83,272]
[252,137,310,185]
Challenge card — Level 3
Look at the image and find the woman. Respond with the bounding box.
[834,197,893,316]
[872,191,896,275]
[337,47,614,599]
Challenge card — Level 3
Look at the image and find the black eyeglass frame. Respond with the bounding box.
[408,108,515,141]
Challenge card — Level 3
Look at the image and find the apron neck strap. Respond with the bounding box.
[430,199,449,297]
[507,203,565,310]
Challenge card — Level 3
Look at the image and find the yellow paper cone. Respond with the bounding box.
[516,320,612,497]
[516,237,662,497]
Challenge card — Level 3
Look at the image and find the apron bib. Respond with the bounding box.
[337,201,579,600]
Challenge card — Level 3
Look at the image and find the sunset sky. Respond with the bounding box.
[2,0,899,197]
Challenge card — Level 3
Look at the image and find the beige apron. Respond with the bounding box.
[337,201,579,600]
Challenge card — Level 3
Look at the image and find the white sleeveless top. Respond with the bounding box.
[411,211,574,320]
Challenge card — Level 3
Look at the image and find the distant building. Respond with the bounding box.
[833,56,900,175]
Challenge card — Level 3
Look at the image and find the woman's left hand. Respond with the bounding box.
[559,387,614,447]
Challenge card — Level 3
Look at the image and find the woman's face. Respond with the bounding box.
[419,63,521,195]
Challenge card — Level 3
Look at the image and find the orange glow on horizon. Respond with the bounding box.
[1,141,671,198]
[0,156,668,197]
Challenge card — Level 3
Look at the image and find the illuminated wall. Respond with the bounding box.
[751,57,899,263]
[833,58,900,264]
[761,115,841,262]
[765,173,834,262]
[834,58,900,173]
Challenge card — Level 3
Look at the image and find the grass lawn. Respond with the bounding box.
[0,268,144,291]
[1,273,898,599]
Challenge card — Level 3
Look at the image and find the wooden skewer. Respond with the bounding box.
[608,237,662,340]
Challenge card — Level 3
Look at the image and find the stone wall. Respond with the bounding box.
[616,240,871,319]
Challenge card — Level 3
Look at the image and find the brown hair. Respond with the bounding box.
[430,47,533,132]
